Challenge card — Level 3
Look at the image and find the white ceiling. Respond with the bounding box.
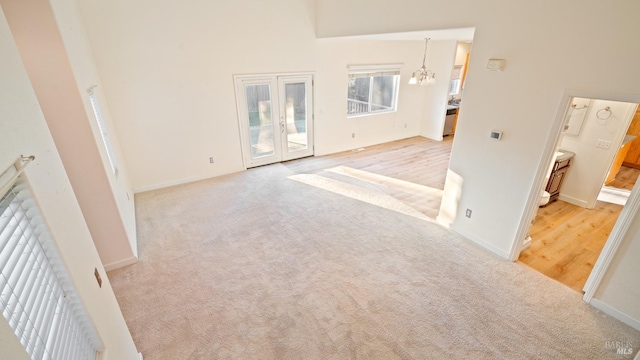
[330,27,475,42]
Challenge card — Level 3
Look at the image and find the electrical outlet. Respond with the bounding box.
[404,123,407,128]
[596,139,611,149]
[465,209,472,218]
[352,133,356,138]
[209,157,215,163]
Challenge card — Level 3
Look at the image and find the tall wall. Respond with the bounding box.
[314,39,426,156]
[1,0,137,270]
[316,0,640,326]
[419,40,457,140]
[76,0,436,191]
[0,6,138,358]
[77,0,318,192]
[595,214,640,329]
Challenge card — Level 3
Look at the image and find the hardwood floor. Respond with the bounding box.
[519,200,622,293]
[608,165,640,190]
[520,164,638,292]
[283,136,453,219]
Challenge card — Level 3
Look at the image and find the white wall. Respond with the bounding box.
[452,42,472,101]
[419,40,457,140]
[0,6,138,359]
[76,0,448,191]
[454,42,471,67]
[314,39,426,155]
[316,0,640,318]
[77,0,318,192]
[1,0,137,270]
[49,0,138,269]
[595,212,640,328]
[560,99,637,208]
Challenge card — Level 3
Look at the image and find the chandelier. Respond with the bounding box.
[408,38,436,86]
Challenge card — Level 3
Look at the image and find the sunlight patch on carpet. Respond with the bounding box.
[288,173,432,221]
[325,166,443,198]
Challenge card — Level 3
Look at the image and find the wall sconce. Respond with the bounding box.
[409,38,436,86]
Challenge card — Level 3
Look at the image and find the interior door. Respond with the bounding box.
[278,75,313,161]
[236,74,313,168]
[236,77,282,168]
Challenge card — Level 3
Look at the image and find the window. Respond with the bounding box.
[0,171,101,359]
[449,65,463,96]
[88,87,118,176]
[347,66,400,116]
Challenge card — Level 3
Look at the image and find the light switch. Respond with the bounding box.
[490,130,503,141]
[487,59,506,71]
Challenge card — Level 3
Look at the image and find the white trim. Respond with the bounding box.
[233,71,316,81]
[583,176,640,301]
[589,298,640,332]
[132,170,243,194]
[452,228,511,260]
[509,90,572,261]
[347,63,403,73]
[557,194,589,208]
[103,255,138,272]
[138,352,144,360]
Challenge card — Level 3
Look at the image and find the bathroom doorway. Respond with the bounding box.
[518,95,639,293]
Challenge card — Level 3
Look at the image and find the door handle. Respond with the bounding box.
[280,117,285,133]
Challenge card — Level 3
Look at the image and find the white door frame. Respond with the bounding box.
[510,89,640,303]
[235,76,283,168]
[234,72,314,169]
[277,75,314,162]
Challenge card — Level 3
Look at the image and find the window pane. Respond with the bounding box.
[371,76,395,111]
[346,72,399,116]
[347,77,371,115]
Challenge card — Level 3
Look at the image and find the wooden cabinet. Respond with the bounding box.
[623,108,640,168]
[606,141,632,184]
[544,157,572,205]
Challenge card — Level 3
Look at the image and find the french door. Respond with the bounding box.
[235,74,314,168]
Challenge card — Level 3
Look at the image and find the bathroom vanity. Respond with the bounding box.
[544,150,575,205]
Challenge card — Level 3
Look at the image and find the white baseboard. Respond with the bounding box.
[133,169,243,194]
[104,256,138,272]
[558,194,589,208]
[589,298,640,331]
[451,227,511,260]
[138,352,143,360]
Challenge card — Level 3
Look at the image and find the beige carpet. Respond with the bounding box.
[109,164,640,359]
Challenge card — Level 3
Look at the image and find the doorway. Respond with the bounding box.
[235,74,314,168]
[518,94,639,293]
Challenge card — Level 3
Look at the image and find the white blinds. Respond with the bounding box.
[0,175,100,360]
[347,64,402,78]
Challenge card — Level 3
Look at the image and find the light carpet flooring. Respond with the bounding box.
[109,163,640,359]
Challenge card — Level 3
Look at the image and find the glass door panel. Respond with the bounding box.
[236,74,312,168]
[245,84,275,159]
[279,75,314,161]
[283,82,308,153]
